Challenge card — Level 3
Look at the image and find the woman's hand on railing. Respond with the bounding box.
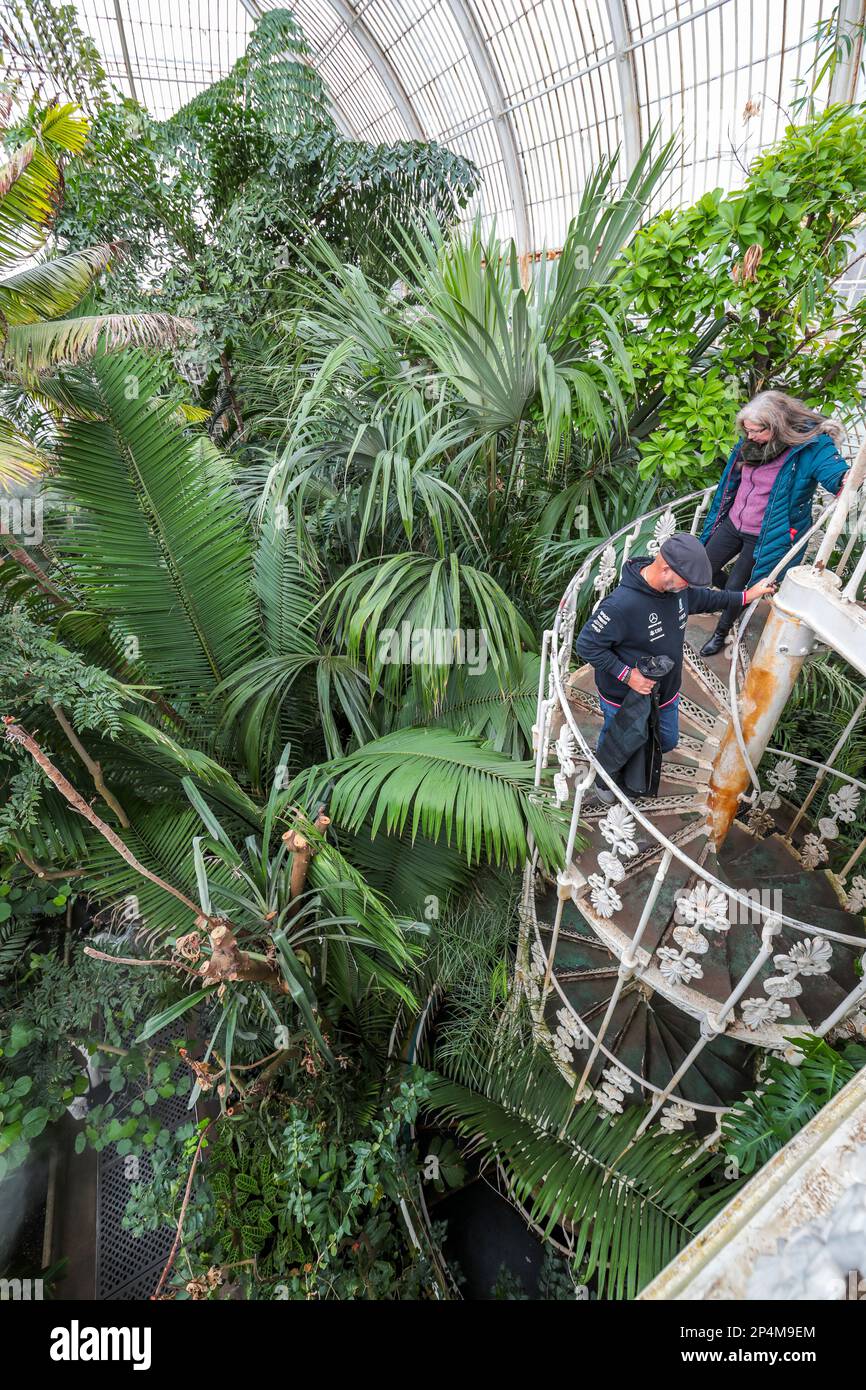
[744,579,777,604]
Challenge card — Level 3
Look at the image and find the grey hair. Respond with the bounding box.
[736,390,846,447]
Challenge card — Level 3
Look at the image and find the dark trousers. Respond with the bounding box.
[703,515,758,636]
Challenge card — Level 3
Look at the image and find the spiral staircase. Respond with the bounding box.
[518,454,866,1143]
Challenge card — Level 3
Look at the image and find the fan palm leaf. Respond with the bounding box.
[323,551,532,707]
[395,650,540,757]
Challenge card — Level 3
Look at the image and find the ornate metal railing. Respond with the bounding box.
[520,456,866,1136]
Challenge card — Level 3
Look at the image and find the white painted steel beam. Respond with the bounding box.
[445,0,531,257]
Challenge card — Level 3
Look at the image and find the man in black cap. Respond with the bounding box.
[576,532,776,800]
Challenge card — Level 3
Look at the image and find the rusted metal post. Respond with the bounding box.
[708,596,816,848]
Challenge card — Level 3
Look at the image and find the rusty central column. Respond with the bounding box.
[709,592,816,849]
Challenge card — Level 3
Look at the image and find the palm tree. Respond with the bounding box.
[0,98,192,489]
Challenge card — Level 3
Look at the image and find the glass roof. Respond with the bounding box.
[4,0,864,259]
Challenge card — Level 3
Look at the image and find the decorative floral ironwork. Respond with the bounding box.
[599,804,639,858]
[597,850,625,882]
[553,726,579,806]
[798,782,861,870]
[745,757,799,838]
[594,544,617,595]
[587,874,623,918]
[774,937,833,977]
[552,1005,589,1065]
[657,946,704,985]
[800,833,829,870]
[845,876,866,914]
[740,928,832,1030]
[672,923,710,955]
[746,803,775,837]
[741,995,791,1029]
[595,1064,633,1117]
[676,882,730,933]
[647,508,676,557]
[659,1101,696,1133]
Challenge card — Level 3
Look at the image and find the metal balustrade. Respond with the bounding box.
[519,457,866,1135]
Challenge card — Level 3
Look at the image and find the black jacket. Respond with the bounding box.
[576,556,747,706]
[596,654,674,797]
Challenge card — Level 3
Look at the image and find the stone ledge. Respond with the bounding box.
[639,1063,866,1300]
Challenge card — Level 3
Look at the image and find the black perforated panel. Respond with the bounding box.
[95,1024,199,1301]
[96,1150,174,1300]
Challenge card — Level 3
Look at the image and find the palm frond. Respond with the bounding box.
[297,727,569,871]
[0,411,47,489]
[0,242,118,325]
[427,1035,735,1299]
[4,313,195,376]
[49,351,260,710]
[323,551,532,707]
[0,106,89,272]
[396,650,540,757]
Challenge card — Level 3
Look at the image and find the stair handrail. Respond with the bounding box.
[725,444,866,803]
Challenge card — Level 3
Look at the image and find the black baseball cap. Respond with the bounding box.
[659,532,713,585]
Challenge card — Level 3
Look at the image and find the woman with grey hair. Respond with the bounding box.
[697,390,849,656]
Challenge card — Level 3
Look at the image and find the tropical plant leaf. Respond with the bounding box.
[4,312,195,375]
[50,350,260,709]
[301,727,568,871]
[427,1034,735,1300]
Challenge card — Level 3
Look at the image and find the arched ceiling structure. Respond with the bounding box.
[4,0,866,256]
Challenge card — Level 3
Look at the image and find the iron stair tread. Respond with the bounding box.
[644,1011,686,1098]
[714,838,866,938]
[581,991,651,1095]
[654,1008,753,1107]
[533,883,601,941]
[549,935,619,974]
[550,971,619,1024]
[650,1011,731,1110]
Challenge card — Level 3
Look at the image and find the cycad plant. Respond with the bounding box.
[426,1017,739,1300]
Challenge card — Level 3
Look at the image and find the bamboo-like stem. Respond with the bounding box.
[50,701,130,827]
[3,717,208,919]
[151,1121,214,1300]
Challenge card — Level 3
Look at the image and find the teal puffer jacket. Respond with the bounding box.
[700,433,849,581]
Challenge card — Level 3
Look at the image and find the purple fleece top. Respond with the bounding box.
[729,447,792,536]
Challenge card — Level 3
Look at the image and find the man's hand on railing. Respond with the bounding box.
[744,579,778,604]
[626,669,656,694]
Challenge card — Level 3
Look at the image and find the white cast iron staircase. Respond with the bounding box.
[519,460,866,1143]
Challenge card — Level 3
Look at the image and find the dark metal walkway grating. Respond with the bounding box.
[95,1027,199,1300]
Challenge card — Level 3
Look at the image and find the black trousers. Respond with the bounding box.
[703,515,757,636]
